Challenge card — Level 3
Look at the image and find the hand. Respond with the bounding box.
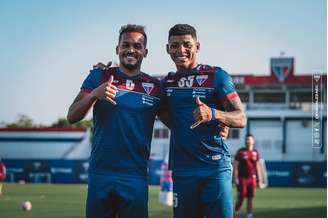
[234,178,239,186]
[191,97,213,129]
[258,180,266,189]
[91,75,117,105]
[219,123,229,140]
[93,61,112,70]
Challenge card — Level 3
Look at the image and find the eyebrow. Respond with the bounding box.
[169,41,192,44]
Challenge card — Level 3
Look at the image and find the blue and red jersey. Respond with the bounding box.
[81,67,162,178]
[162,64,238,177]
[235,148,260,178]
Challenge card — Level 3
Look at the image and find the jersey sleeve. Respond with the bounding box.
[214,68,239,101]
[80,69,102,93]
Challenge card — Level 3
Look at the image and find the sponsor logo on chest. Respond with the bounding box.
[242,154,249,159]
[142,95,155,106]
[126,79,135,90]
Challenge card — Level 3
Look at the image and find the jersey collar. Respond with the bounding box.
[116,67,142,79]
[176,64,202,76]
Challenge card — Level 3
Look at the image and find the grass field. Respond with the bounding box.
[0,183,325,218]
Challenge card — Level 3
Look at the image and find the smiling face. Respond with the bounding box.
[116,32,148,74]
[167,34,200,72]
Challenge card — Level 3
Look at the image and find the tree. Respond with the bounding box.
[2,115,93,129]
[6,114,35,128]
[51,118,93,129]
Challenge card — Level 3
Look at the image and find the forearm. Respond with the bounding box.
[67,92,97,123]
[213,109,246,128]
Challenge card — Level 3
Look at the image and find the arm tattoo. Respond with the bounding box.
[218,96,246,128]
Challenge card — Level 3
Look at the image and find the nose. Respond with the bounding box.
[127,47,135,53]
[124,44,136,53]
[176,44,186,53]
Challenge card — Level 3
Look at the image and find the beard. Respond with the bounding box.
[122,61,139,70]
[122,63,137,70]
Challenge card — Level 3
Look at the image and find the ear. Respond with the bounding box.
[196,42,200,53]
[166,44,169,54]
[144,48,148,58]
[116,46,119,55]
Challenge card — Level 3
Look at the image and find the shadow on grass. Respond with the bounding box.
[237,206,326,218]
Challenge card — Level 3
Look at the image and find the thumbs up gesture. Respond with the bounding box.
[190,97,214,129]
[91,75,117,105]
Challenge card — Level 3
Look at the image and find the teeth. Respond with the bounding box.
[126,56,136,60]
[176,56,187,60]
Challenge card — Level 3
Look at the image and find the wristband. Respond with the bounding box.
[211,108,216,121]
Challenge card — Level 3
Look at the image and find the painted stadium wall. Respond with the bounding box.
[1,159,326,187]
[0,123,326,187]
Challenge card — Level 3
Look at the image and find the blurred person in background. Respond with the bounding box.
[234,134,263,218]
[0,158,6,195]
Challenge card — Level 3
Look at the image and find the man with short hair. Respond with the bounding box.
[67,24,161,218]
[162,24,246,218]
[234,134,263,218]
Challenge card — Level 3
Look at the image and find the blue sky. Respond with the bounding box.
[0,0,326,125]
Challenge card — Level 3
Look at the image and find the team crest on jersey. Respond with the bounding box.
[142,82,154,95]
[126,79,135,90]
[196,75,208,86]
